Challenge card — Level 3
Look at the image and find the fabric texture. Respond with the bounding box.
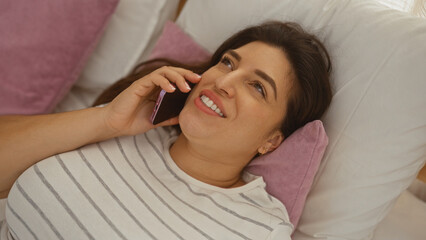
[146,21,328,228]
[176,1,426,239]
[1,127,292,240]
[148,21,211,64]
[0,0,119,115]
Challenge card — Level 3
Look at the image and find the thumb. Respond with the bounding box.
[154,116,179,128]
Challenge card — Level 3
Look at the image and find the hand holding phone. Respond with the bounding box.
[150,82,195,125]
[100,66,200,137]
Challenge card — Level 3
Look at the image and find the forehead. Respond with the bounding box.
[232,41,294,102]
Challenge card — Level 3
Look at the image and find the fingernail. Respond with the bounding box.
[195,73,202,78]
[185,81,191,90]
[169,84,176,90]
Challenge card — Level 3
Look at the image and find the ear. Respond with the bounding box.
[257,130,285,155]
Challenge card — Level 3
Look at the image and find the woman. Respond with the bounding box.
[0,22,332,239]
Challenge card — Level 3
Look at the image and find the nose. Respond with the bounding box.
[214,71,241,98]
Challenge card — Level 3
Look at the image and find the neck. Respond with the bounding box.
[169,134,248,188]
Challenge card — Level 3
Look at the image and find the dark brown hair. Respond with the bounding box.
[93,21,332,138]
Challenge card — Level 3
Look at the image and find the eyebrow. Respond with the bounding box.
[228,49,241,61]
[227,50,278,100]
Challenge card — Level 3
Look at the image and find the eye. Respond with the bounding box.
[220,56,233,70]
[250,81,266,98]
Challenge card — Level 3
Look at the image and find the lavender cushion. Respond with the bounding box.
[149,21,328,228]
[246,120,328,228]
[147,21,211,64]
[0,0,119,115]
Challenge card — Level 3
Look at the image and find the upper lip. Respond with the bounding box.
[199,89,227,117]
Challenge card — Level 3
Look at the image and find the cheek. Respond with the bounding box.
[235,100,284,139]
[235,103,271,133]
[240,98,269,119]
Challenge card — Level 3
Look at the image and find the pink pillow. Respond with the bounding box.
[0,0,119,115]
[147,21,211,64]
[149,21,328,228]
[246,120,328,228]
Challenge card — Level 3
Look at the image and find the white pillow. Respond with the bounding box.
[176,0,426,239]
[75,0,179,92]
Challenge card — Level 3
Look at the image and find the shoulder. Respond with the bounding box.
[242,173,292,222]
[234,175,294,235]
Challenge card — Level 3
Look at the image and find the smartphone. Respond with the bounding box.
[150,82,195,125]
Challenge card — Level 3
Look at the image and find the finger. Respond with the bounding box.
[168,67,202,84]
[160,68,192,93]
[133,67,200,97]
[129,77,170,99]
[184,72,202,84]
[148,74,177,93]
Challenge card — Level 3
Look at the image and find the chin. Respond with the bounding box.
[178,106,205,138]
[178,103,216,140]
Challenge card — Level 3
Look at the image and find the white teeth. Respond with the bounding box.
[201,95,208,103]
[206,100,213,107]
[200,95,224,117]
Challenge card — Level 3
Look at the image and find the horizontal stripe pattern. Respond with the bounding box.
[3,127,292,239]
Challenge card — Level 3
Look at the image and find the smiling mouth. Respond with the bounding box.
[200,95,225,117]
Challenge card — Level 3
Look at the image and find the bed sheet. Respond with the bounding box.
[373,180,426,240]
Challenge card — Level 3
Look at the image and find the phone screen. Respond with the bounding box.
[150,83,195,125]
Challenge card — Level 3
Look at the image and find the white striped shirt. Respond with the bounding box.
[1,127,293,240]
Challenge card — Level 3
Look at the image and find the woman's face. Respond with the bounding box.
[179,41,294,158]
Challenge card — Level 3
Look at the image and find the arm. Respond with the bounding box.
[0,66,201,198]
[0,107,114,198]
